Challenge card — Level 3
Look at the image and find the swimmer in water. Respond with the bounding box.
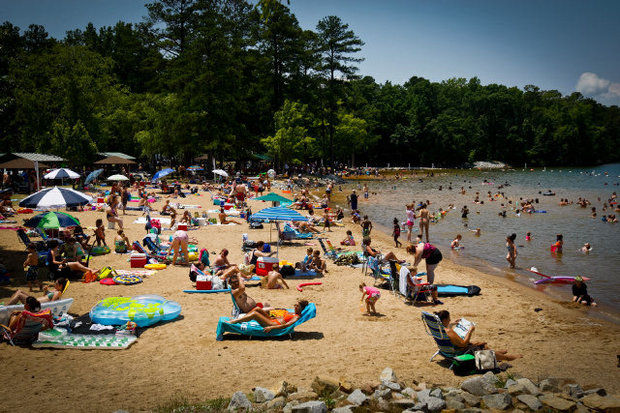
[581,242,592,253]
[525,231,532,241]
[451,234,462,249]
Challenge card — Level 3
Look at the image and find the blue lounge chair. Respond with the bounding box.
[216,302,317,341]
[421,311,472,362]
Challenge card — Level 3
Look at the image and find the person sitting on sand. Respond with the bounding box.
[7,277,68,306]
[47,240,95,277]
[213,249,235,275]
[309,250,328,274]
[340,230,355,246]
[114,230,130,253]
[218,207,243,225]
[228,274,270,315]
[435,310,522,361]
[572,276,597,306]
[363,239,402,263]
[226,299,309,333]
[264,264,289,289]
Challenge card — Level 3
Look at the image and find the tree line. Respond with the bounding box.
[1,0,618,168]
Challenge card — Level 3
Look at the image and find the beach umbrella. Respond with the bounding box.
[84,169,104,185]
[254,192,292,206]
[151,168,175,182]
[212,169,228,177]
[107,174,129,181]
[19,186,93,209]
[24,211,81,229]
[188,165,204,171]
[44,168,80,180]
[249,206,308,256]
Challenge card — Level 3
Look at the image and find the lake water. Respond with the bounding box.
[334,163,620,320]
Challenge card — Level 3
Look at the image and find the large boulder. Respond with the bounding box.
[482,393,512,410]
[228,392,252,411]
[461,376,498,396]
[291,401,327,413]
[517,394,542,411]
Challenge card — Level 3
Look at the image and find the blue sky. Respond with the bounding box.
[2,0,619,105]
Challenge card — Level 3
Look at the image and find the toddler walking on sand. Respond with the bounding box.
[359,282,380,315]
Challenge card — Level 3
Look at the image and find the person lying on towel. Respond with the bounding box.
[226,299,308,333]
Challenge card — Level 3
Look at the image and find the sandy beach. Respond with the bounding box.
[1,186,619,413]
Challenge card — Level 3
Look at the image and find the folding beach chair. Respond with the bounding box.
[421,311,473,362]
[1,309,54,346]
[16,228,47,251]
[399,266,433,303]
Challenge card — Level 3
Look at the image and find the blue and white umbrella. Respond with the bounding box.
[250,206,308,222]
[151,168,175,182]
[19,186,93,209]
[43,168,80,180]
[84,169,104,185]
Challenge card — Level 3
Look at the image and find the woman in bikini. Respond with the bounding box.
[7,277,68,305]
[418,203,430,242]
[226,300,309,333]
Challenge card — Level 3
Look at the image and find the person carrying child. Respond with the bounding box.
[23,244,42,292]
[359,282,380,315]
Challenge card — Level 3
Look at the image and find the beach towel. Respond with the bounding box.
[133,217,172,225]
[32,328,137,350]
[282,269,321,279]
[216,303,316,341]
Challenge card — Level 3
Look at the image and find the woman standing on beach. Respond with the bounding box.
[418,203,430,242]
[405,203,415,242]
[406,241,443,305]
[506,233,517,268]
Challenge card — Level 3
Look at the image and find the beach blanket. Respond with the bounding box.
[282,269,320,279]
[32,328,137,350]
[133,217,171,225]
[116,269,156,277]
[173,204,202,209]
[216,303,316,341]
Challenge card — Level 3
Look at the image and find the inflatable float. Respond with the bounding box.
[436,285,481,297]
[145,263,167,270]
[529,267,590,285]
[90,245,111,256]
[296,282,322,292]
[90,295,181,327]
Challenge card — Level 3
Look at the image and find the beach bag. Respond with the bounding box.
[452,354,477,376]
[243,240,257,250]
[475,350,498,372]
[97,266,117,280]
[280,265,295,276]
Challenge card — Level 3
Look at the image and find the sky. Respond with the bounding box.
[2,0,619,106]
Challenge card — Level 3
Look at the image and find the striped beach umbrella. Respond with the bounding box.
[43,168,80,180]
[188,165,204,171]
[24,211,81,229]
[18,186,93,209]
[250,206,307,222]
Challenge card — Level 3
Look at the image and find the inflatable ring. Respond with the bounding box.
[145,263,167,270]
[112,274,143,285]
[91,246,111,256]
[296,282,322,292]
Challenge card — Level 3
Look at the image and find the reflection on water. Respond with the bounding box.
[334,164,620,319]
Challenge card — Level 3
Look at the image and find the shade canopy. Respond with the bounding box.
[19,186,93,209]
[0,158,49,169]
[107,174,129,181]
[151,168,175,182]
[44,168,80,180]
[250,206,307,222]
[254,192,292,204]
[24,211,81,229]
[95,156,137,165]
[212,169,228,177]
[84,169,104,185]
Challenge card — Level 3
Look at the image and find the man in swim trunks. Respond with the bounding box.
[234,183,247,207]
[228,275,270,315]
[226,299,309,333]
[265,265,289,289]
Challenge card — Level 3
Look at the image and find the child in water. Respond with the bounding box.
[526,231,532,241]
[551,234,563,253]
[359,282,380,315]
[392,218,402,248]
[581,242,592,253]
[506,233,517,268]
[451,234,462,249]
[572,276,596,306]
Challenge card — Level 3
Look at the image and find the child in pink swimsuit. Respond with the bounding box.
[359,283,381,315]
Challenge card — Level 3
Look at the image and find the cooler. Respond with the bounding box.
[196,274,212,290]
[177,223,188,231]
[130,253,147,268]
[256,256,279,276]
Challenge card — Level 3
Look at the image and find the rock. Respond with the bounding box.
[540,394,576,411]
[390,399,417,409]
[582,393,620,412]
[373,388,392,400]
[402,387,416,398]
[415,382,427,391]
[381,380,401,391]
[539,378,559,392]
[379,367,398,383]
[228,392,252,411]
[460,409,482,413]
[517,394,542,411]
[482,393,512,410]
[425,396,447,413]
[482,371,499,385]
[430,388,444,399]
[283,401,299,413]
[288,391,318,402]
[266,396,286,410]
[461,376,498,396]
[504,378,518,389]
[346,389,368,406]
[376,397,391,411]
[274,381,297,398]
[311,376,340,396]
[359,382,379,395]
[291,401,327,413]
[331,407,353,413]
[584,388,607,397]
[516,378,541,395]
[338,377,353,393]
[253,387,275,403]
[574,402,590,413]
[461,391,481,407]
[565,383,585,398]
[507,383,526,395]
[417,388,431,402]
[445,395,466,410]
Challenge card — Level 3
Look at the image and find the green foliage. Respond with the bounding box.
[50,119,98,164]
[155,396,230,413]
[262,100,314,165]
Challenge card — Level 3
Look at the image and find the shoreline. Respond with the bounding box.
[0,184,619,412]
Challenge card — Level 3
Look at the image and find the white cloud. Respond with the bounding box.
[575,72,620,105]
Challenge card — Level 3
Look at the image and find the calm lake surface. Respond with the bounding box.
[336,163,620,320]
